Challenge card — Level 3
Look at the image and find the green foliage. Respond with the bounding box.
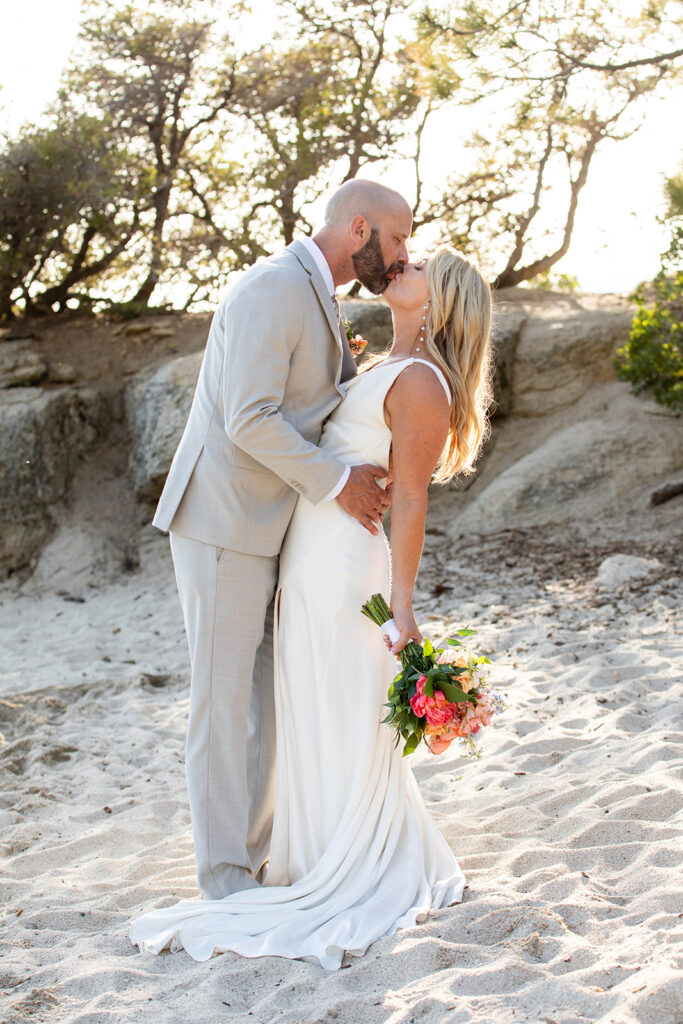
[616,269,683,410]
[615,175,683,410]
[525,270,580,293]
[0,114,137,318]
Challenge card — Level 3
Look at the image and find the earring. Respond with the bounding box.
[414,302,430,353]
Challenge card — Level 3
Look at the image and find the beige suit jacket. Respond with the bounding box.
[153,241,357,556]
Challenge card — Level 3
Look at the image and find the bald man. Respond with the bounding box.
[153,180,413,899]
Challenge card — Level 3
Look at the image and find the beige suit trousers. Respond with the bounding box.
[169,532,278,899]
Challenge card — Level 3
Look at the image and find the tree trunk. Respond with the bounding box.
[279,187,297,246]
[132,179,172,306]
[494,130,599,290]
[0,281,16,322]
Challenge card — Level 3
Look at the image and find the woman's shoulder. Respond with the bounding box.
[389,358,452,406]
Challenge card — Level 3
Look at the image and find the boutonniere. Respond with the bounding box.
[342,315,368,358]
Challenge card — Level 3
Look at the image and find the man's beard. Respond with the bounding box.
[352,228,403,294]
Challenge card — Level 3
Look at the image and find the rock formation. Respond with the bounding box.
[126,352,202,501]
[0,387,110,575]
[3,288,680,576]
[450,385,683,537]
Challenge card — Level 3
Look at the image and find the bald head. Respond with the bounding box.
[313,179,412,290]
[324,179,412,227]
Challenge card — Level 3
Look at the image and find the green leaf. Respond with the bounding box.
[423,636,434,657]
[440,680,475,704]
[403,732,419,756]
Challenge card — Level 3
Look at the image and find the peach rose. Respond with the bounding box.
[457,705,481,735]
[474,697,494,727]
[425,722,459,755]
[436,646,470,667]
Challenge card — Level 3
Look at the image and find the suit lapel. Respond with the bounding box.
[288,241,357,385]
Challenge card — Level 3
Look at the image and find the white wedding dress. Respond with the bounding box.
[130,358,465,970]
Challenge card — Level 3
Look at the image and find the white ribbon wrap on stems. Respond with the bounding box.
[380,618,401,645]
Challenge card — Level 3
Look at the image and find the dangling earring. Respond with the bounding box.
[414,302,430,353]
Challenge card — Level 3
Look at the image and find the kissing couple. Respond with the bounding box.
[130,179,493,969]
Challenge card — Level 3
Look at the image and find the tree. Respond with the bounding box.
[231,0,425,247]
[414,0,683,285]
[63,0,253,308]
[2,0,681,318]
[0,115,138,320]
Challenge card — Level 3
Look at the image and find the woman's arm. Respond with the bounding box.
[383,363,451,654]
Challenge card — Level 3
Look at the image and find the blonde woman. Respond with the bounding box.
[131,246,493,970]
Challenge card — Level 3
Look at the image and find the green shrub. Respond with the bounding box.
[524,270,580,293]
[615,269,683,409]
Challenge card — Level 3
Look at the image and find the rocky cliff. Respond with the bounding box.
[1,289,681,577]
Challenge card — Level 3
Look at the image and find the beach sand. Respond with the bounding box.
[1,504,681,1024]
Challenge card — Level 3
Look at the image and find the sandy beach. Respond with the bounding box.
[1,0,682,1013]
[1,496,681,1024]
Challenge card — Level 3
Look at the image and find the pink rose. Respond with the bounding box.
[409,675,429,717]
[410,676,456,727]
[410,693,429,716]
[424,691,455,728]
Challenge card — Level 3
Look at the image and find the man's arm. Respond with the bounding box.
[223,271,346,504]
[223,267,390,529]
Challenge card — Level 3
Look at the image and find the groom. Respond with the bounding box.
[154,179,413,899]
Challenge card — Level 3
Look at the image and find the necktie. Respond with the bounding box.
[331,295,357,382]
[331,295,344,339]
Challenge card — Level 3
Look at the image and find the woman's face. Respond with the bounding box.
[382,258,430,312]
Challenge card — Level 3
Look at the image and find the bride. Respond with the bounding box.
[130,245,493,970]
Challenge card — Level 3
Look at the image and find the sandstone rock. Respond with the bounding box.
[126,352,202,501]
[149,326,176,340]
[114,321,152,337]
[595,554,663,589]
[339,300,392,353]
[449,388,683,537]
[0,341,47,387]
[0,387,110,575]
[48,361,77,384]
[339,291,630,421]
[504,298,631,417]
[29,520,125,595]
[490,310,526,417]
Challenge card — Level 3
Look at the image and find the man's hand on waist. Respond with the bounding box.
[335,464,391,536]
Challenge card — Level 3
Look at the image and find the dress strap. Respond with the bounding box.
[409,358,452,405]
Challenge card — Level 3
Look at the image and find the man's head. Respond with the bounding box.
[316,179,412,293]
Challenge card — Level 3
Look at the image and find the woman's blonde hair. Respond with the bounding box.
[423,246,493,483]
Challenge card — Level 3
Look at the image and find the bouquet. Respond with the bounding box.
[343,315,368,358]
[361,593,505,757]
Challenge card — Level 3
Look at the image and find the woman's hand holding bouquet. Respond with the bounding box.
[361,593,506,758]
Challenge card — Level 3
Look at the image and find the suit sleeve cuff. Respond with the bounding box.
[321,465,350,502]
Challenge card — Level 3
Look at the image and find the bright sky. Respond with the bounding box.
[0,0,681,295]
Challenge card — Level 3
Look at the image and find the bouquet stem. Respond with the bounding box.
[360,593,425,670]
